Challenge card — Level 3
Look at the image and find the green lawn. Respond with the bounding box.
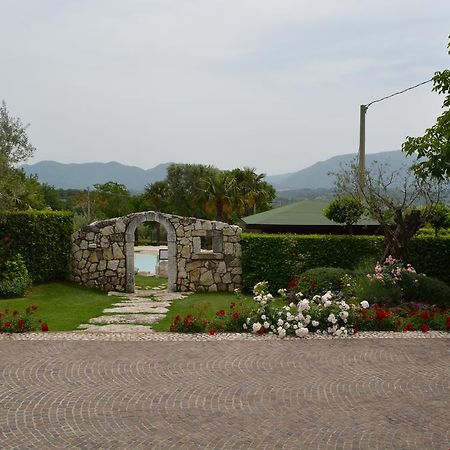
[0,282,117,331]
[152,292,255,331]
[135,275,167,289]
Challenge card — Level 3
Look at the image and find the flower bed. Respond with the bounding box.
[0,305,49,333]
[167,256,450,337]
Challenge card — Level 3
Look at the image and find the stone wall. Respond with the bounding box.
[71,212,242,293]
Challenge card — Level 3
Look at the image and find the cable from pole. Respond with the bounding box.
[365,78,432,109]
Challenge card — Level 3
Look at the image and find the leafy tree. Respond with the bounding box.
[334,161,442,261]
[0,101,38,212]
[422,203,450,236]
[0,101,35,169]
[166,163,219,218]
[324,195,365,234]
[92,181,132,219]
[403,37,450,181]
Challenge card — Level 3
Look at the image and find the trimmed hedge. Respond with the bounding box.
[241,233,450,292]
[408,236,450,287]
[0,211,73,283]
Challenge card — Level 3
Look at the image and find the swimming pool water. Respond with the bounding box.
[134,253,158,273]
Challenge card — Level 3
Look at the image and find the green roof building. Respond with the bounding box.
[241,200,379,235]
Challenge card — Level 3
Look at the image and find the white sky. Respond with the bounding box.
[1,0,449,174]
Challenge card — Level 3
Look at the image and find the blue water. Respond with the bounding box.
[134,253,158,273]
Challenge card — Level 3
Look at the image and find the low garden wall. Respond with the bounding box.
[71,212,242,293]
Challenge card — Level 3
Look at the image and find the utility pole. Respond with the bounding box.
[356,78,432,197]
[358,104,368,196]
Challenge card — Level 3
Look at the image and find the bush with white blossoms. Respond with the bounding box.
[244,282,366,338]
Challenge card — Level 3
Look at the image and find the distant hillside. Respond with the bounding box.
[266,150,415,191]
[22,150,415,193]
[22,161,171,192]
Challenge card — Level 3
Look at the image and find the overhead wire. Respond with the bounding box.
[365,79,433,109]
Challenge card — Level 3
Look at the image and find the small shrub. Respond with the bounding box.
[402,275,450,309]
[289,267,348,297]
[354,274,403,306]
[0,254,31,298]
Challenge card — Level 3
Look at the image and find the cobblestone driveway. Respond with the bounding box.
[0,338,448,449]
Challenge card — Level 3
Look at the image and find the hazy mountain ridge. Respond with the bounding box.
[22,150,413,192]
[266,150,415,190]
[22,161,171,192]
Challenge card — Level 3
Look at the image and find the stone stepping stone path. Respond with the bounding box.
[78,286,189,333]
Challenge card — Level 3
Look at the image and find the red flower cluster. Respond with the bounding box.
[288,276,300,288]
[0,305,46,333]
[216,310,225,316]
[355,304,449,333]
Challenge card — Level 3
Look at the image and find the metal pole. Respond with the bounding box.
[358,104,367,195]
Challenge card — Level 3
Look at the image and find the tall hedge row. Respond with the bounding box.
[241,233,450,292]
[0,211,73,282]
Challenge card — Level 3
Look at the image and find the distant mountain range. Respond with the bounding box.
[265,150,414,192]
[22,161,171,192]
[22,150,414,193]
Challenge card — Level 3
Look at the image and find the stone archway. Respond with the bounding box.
[71,211,242,293]
[124,212,177,292]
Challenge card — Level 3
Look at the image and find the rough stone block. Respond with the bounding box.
[200,270,214,286]
[224,243,234,255]
[107,260,120,271]
[101,226,114,236]
[112,242,124,259]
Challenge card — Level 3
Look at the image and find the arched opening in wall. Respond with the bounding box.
[125,213,177,292]
[134,221,168,278]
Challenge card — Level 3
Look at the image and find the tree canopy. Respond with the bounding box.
[402,37,450,181]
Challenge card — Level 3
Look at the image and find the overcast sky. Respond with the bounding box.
[1,0,449,175]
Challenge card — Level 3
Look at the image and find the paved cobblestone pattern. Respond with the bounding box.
[0,338,448,449]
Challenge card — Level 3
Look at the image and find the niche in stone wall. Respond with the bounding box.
[193,230,223,259]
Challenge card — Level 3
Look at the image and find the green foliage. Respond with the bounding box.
[422,203,450,236]
[0,254,31,298]
[92,181,132,219]
[0,101,39,212]
[166,163,219,218]
[241,233,450,292]
[145,164,276,223]
[324,195,365,231]
[408,235,450,285]
[0,211,73,282]
[354,274,403,306]
[292,267,348,296]
[402,37,450,181]
[397,271,450,309]
[241,233,384,292]
[0,100,35,168]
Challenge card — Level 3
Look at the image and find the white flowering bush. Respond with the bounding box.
[244,281,359,338]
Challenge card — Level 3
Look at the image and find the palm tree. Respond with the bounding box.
[230,167,275,217]
[201,171,235,222]
[144,181,169,244]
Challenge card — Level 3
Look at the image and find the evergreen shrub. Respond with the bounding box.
[0,211,73,282]
[0,254,31,297]
[241,233,450,292]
